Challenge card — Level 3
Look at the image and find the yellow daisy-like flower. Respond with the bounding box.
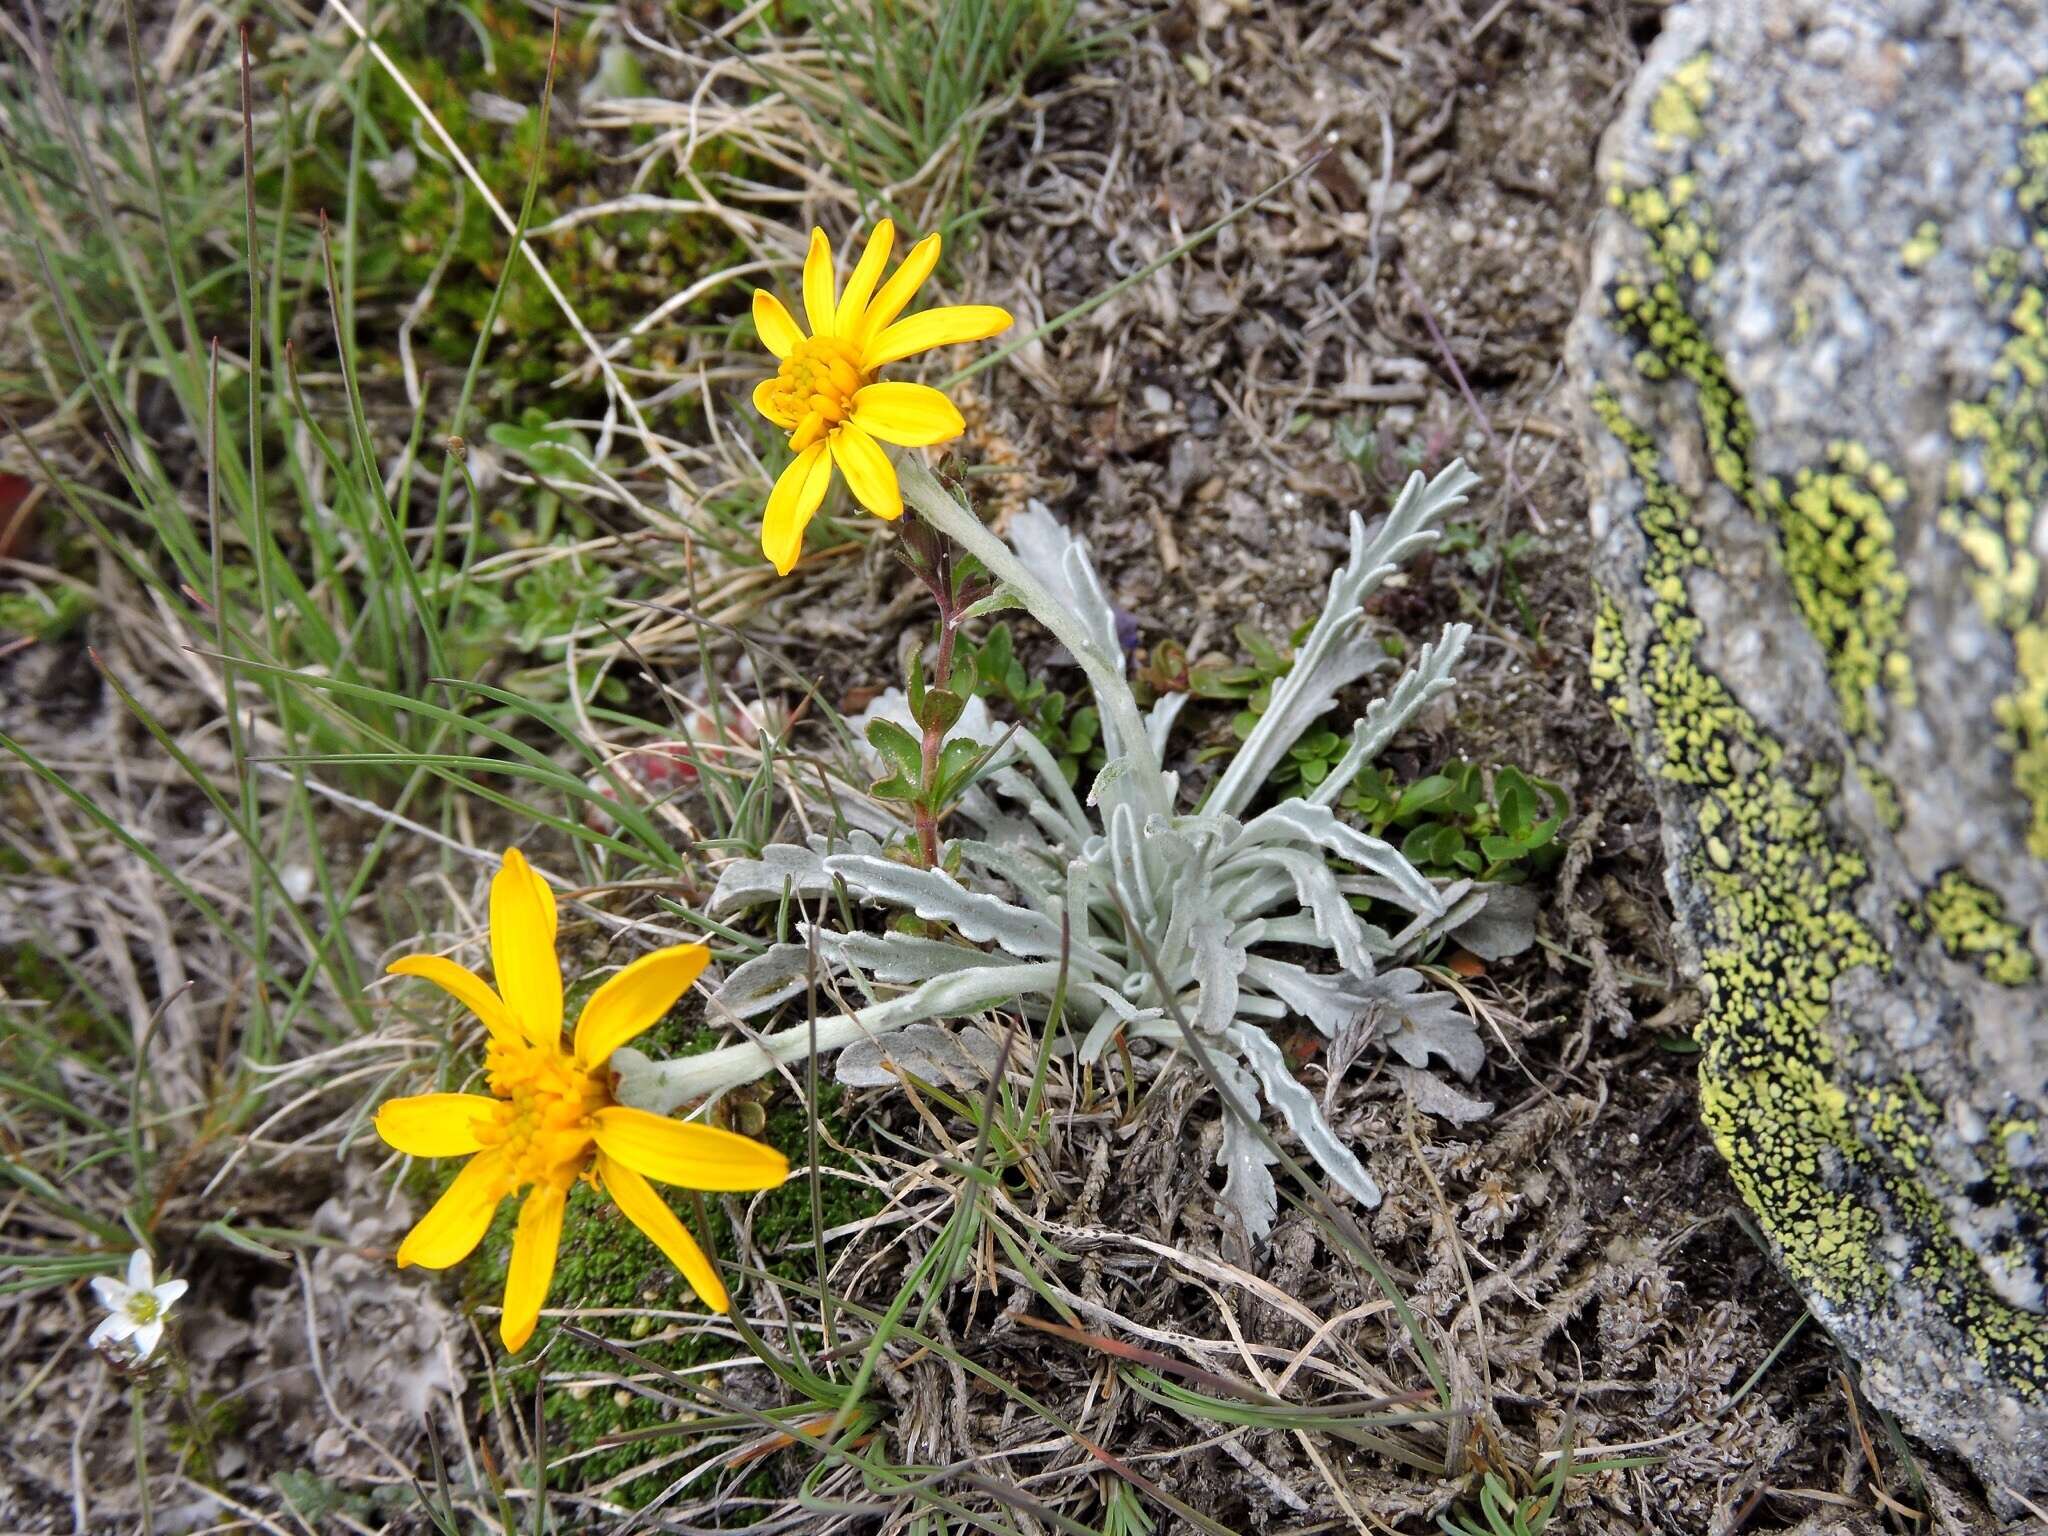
[376,848,788,1351]
[750,220,1012,575]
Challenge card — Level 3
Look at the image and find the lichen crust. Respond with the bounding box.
[1584,48,2048,1412]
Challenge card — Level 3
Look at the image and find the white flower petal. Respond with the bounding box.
[90,1276,130,1312]
[131,1320,165,1361]
[126,1249,154,1292]
[90,1314,138,1348]
[152,1279,187,1311]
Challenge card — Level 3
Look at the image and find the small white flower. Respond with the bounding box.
[89,1249,187,1363]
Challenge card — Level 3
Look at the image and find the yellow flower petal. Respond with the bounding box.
[596,1151,730,1313]
[592,1106,790,1191]
[849,381,966,447]
[852,232,941,348]
[761,443,832,576]
[753,377,795,429]
[386,954,521,1045]
[574,944,712,1068]
[374,1092,498,1159]
[491,848,561,1041]
[835,219,895,336]
[752,289,802,359]
[396,1150,507,1269]
[828,422,903,520]
[499,1183,566,1352]
[863,305,1014,370]
[801,227,837,338]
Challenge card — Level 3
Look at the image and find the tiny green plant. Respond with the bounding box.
[1439,1425,1655,1536]
[1334,410,1449,496]
[1345,759,1568,885]
[1439,520,1543,638]
[958,620,1103,785]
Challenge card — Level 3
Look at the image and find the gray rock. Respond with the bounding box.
[1568,0,2048,1501]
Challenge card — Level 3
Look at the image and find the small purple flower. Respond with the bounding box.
[1113,609,1140,658]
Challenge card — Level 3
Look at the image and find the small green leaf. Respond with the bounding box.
[1480,834,1525,863]
[936,735,985,790]
[960,587,1025,622]
[916,687,965,735]
[870,774,919,804]
[1237,623,1287,672]
[1394,775,1456,821]
[1400,823,1439,864]
[1497,782,1534,841]
[866,719,923,784]
[906,645,927,717]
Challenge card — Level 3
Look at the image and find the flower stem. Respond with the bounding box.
[897,455,1164,815]
[905,524,966,869]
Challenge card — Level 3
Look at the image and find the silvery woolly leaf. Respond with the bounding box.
[1006,502,1125,687]
[1211,1053,1281,1240]
[1227,1023,1383,1211]
[1147,692,1190,757]
[1103,801,1156,926]
[710,944,814,1020]
[1365,969,1486,1079]
[953,839,1063,910]
[612,960,1062,1115]
[1188,912,1246,1035]
[837,1022,1007,1091]
[1382,879,1489,958]
[807,926,1021,985]
[823,854,1069,958]
[1085,751,1137,810]
[1311,623,1471,808]
[1208,463,1477,819]
[1350,461,1481,594]
[994,730,1093,846]
[1074,984,1163,1063]
[709,843,837,915]
[1231,799,1440,920]
[1450,883,1538,961]
[1226,846,1375,972]
[1389,1065,1494,1124]
[1243,956,1371,1039]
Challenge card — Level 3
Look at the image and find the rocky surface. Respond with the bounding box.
[1571,0,2048,1502]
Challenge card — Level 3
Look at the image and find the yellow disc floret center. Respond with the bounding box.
[479,1039,606,1194]
[771,337,869,451]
